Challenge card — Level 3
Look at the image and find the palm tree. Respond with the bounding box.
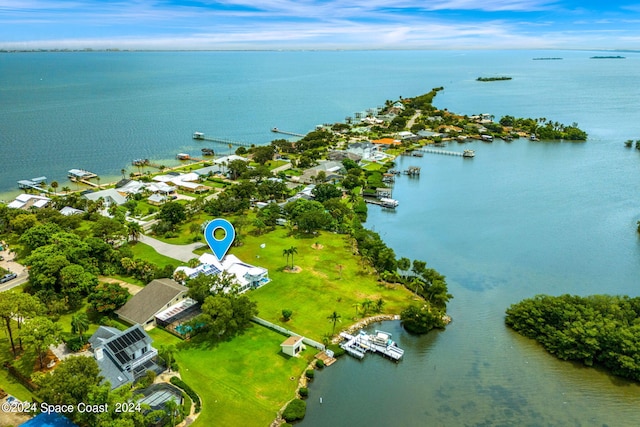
[71,313,89,344]
[375,298,385,313]
[159,345,176,372]
[282,248,291,269]
[126,221,143,242]
[61,186,71,194]
[327,311,342,335]
[165,399,179,427]
[361,299,373,316]
[289,246,298,269]
[410,277,425,296]
[50,180,59,195]
[121,168,126,179]
[352,302,361,318]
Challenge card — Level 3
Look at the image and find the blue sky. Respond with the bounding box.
[1,0,639,50]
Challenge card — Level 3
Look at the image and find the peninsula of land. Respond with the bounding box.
[0,87,588,426]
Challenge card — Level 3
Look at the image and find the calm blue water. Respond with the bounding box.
[2,50,640,425]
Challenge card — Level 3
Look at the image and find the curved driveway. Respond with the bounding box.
[137,235,206,263]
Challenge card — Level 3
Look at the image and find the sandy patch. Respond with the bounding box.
[283,266,302,273]
[99,276,143,295]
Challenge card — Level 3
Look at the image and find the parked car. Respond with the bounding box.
[0,273,17,283]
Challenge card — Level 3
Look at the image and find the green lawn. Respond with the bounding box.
[149,213,210,246]
[0,337,34,400]
[232,228,416,341]
[176,324,311,427]
[128,242,183,268]
[147,327,182,348]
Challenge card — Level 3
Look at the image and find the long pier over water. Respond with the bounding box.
[192,132,254,147]
[419,148,464,156]
[271,128,305,137]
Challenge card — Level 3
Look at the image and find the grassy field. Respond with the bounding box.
[128,241,183,269]
[147,224,416,426]
[232,227,416,341]
[0,337,34,401]
[175,325,312,427]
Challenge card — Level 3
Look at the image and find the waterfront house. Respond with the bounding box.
[83,188,127,207]
[117,180,146,195]
[213,154,249,166]
[346,142,378,161]
[88,324,162,389]
[417,130,442,139]
[280,336,305,357]
[397,131,418,141]
[115,278,190,329]
[194,165,223,177]
[327,150,362,162]
[174,253,269,294]
[6,194,50,210]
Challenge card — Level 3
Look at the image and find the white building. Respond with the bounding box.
[175,253,269,294]
[7,194,50,210]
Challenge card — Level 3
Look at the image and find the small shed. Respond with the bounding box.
[280,336,305,357]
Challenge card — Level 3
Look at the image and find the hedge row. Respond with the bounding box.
[170,376,201,413]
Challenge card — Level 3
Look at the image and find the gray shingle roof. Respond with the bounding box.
[115,278,187,325]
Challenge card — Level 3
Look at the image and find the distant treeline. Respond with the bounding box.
[505,294,640,381]
[476,76,512,82]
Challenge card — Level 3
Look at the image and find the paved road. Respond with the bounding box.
[0,246,29,292]
[137,235,206,263]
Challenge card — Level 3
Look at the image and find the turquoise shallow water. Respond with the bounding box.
[2,50,640,425]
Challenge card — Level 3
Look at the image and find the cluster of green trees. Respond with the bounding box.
[350,221,452,334]
[499,116,588,140]
[32,355,185,427]
[268,129,337,169]
[175,270,258,341]
[505,294,640,381]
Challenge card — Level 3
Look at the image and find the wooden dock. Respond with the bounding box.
[339,330,404,361]
[192,132,254,147]
[271,128,305,137]
[70,177,98,187]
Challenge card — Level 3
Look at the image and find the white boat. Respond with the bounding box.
[380,197,399,208]
[463,149,475,158]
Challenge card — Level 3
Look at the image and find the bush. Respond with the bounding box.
[305,369,314,380]
[182,392,192,418]
[136,370,156,388]
[65,337,84,352]
[298,387,308,398]
[170,376,201,413]
[282,309,293,321]
[326,344,345,358]
[315,359,325,369]
[282,399,306,422]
